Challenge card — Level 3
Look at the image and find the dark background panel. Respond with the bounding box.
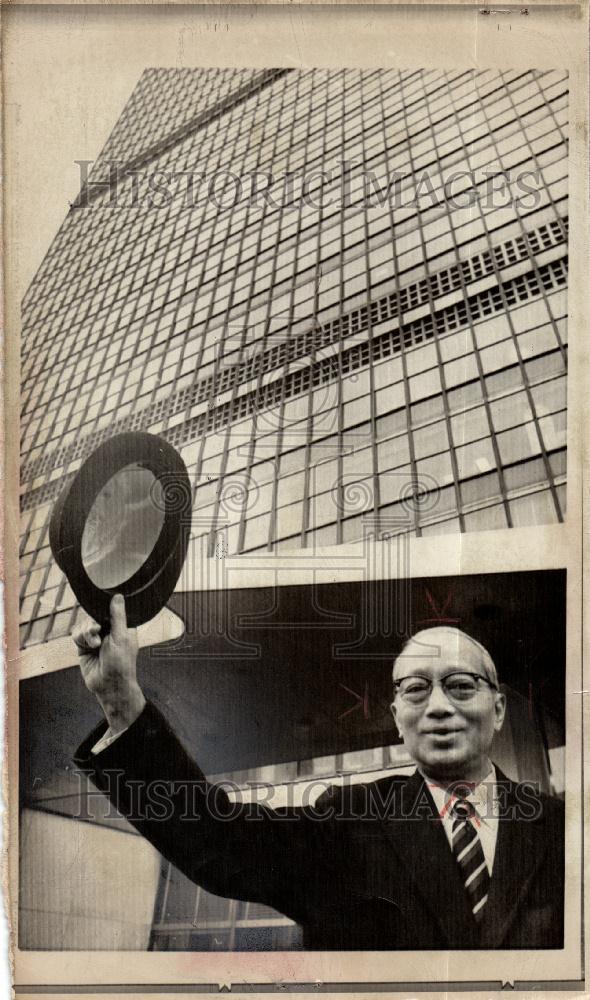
[20,569,566,801]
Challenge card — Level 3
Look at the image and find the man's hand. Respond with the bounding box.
[73,594,145,734]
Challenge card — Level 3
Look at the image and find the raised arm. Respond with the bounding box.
[72,596,331,925]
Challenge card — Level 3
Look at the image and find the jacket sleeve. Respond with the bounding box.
[73,701,330,923]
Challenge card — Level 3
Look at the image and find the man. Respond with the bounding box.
[73,594,564,950]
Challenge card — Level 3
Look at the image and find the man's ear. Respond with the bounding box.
[493,690,507,732]
[391,701,403,740]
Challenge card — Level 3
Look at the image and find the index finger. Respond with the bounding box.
[109,593,127,641]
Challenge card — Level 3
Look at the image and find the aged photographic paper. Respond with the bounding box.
[3,2,588,997]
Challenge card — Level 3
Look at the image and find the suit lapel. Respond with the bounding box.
[479,776,548,948]
[381,771,480,948]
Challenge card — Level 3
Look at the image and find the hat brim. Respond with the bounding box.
[49,431,192,629]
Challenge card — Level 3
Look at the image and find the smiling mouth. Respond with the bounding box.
[424,729,463,736]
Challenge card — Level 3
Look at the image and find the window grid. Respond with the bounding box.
[20,215,567,485]
[22,68,568,372]
[20,256,568,520]
[397,70,465,534]
[224,71,314,555]
[451,72,564,522]
[331,72,353,546]
[19,69,569,645]
[429,70,513,528]
[474,71,568,368]
[273,71,342,552]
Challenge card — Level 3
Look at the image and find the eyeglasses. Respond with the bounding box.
[391,671,499,707]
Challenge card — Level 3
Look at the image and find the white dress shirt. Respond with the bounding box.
[91,726,125,754]
[91,703,145,753]
[423,766,499,875]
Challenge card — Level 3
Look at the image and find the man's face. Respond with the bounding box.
[391,632,506,782]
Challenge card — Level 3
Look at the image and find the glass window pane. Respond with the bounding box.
[410,395,445,426]
[343,395,371,426]
[379,466,412,504]
[374,356,404,389]
[310,458,339,495]
[341,514,366,543]
[377,436,411,472]
[485,365,523,398]
[375,382,406,415]
[451,406,490,445]
[243,512,270,550]
[313,404,339,437]
[509,489,557,527]
[201,455,224,480]
[163,870,200,923]
[251,459,277,486]
[549,448,566,479]
[409,369,442,402]
[444,354,478,387]
[276,472,306,506]
[416,451,455,487]
[412,420,449,460]
[189,931,232,951]
[525,351,565,385]
[531,376,566,415]
[447,381,483,413]
[309,436,339,463]
[342,446,374,477]
[503,457,546,492]
[343,421,373,448]
[460,471,501,506]
[490,391,533,432]
[406,342,438,376]
[439,330,471,363]
[308,491,339,529]
[479,339,519,374]
[340,476,375,515]
[376,409,407,439]
[539,411,567,451]
[274,501,303,540]
[463,504,508,532]
[342,368,372,402]
[306,522,337,548]
[425,484,457,517]
[27,617,50,644]
[378,500,415,535]
[497,423,540,465]
[511,299,552,334]
[456,438,496,478]
[473,314,511,349]
[420,517,460,536]
[518,323,559,359]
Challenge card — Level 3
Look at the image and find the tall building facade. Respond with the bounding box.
[20,67,568,652]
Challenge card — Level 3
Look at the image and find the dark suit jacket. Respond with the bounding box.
[74,701,564,950]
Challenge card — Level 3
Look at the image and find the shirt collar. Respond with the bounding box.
[421,765,497,826]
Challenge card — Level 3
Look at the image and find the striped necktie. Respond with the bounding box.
[450,797,490,922]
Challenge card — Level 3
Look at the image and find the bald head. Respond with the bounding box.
[393,627,499,688]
